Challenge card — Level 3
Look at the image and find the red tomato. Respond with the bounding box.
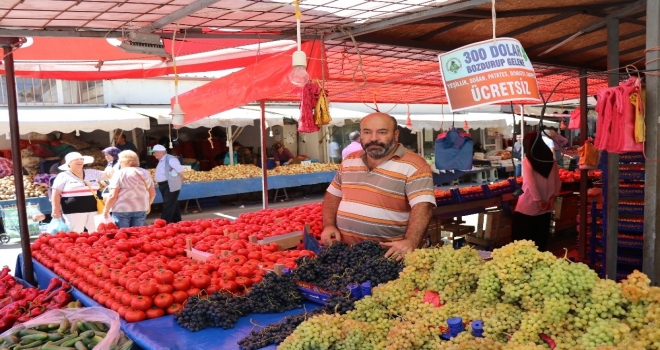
[229,255,247,266]
[153,293,175,309]
[218,280,238,294]
[130,296,153,311]
[237,266,254,278]
[221,269,237,281]
[153,269,175,284]
[172,290,188,304]
[190,274,211,289]
[124,309,147,323]
[156,283,174,294]
[247,251,262,261]
[249,274,263,286]
[145,306,165,319]
[154,219,167,227]
[138,283,158,297]
[235,276,252,290]
[172,276,191,291]
[167,303,183,315]
[187,288,201,297]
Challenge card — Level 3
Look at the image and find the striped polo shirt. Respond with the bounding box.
[327,144,436,241]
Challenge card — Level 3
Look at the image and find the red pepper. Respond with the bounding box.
[0,309,22,333]
[43,278,62,294]
[48,290,72,309]
[9,286,25,301]
[0,266,9,280]
[28,304,45,318]
[23,288,39,301]
[0,296,11,308]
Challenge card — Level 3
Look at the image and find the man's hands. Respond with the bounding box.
[321,225,342,246]
[381,239,417,262]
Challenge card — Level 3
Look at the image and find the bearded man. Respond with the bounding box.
[321,112,436,260]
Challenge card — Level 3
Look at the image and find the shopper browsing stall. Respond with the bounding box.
[341,131,362,159]
[321,112,436,260]
[103,150,156,228]
[512,132,561,252]
[51,152,109,232]
[150,144,185,223]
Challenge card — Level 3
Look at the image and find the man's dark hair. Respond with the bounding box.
[348,131,360,141]
[120,134,127,141]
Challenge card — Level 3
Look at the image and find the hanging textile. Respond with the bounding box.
[630,79,646,143]
[568,108,580,130]
[577,141,600,170]
[298,81,320,133]
[314,83,332,126]
[593,77,643,153]
[434,127,473,171]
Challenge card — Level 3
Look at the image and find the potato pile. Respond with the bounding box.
[0,175,48,200]
[147,163,338,183]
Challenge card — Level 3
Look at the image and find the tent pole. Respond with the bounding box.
[605,17,620,281]
[227,126,234,165]
[578,67,588,262]
[0,39,36,286]
[260,100,269,210]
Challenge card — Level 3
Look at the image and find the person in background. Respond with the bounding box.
[103,150,156,228]
[512,132,561,252]
[102,147,121,176]
[114,133,138,153]
[328,139,340,163]
[241,147,257,166]
[150,144,184,223]
[512,134,522,177]
[51,152,109,232]
[272,142,294,166]
[49,158,65,175]
[342,131,362,159]
[321,113,436,260]
[473,142,486,155]
[224,142,243,165]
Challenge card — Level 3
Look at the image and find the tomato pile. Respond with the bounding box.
[30,204,322,323]
[434,189,452,198]
[0,267,72,333]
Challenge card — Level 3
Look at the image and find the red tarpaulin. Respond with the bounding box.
[176,40,326,125]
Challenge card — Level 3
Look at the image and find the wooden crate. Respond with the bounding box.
[258,230,303,250]
[185,238,212,262]
[465,225,512,250]
[475,210,512,239]
[425,217,464,246]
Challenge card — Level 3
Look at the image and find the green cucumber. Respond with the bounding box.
[60,337,82,348]
[57,319,70,335]
[73,341,86,350]
[41,344,75,350]
[3,336,20,345]
[17,330,44,338]
[49,334,78,347]
[46,334,64,342]
[116,339,133,350]
[14,340,44,349]
[77,332,94,341]
[18,334,48,342]
[92,322,107,333]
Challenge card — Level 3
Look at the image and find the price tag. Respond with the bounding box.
[301,160,312,166]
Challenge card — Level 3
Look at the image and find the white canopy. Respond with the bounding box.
[119,105,285,128]
[0,106,150,136]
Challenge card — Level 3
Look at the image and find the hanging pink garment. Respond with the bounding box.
[568,108,580,130]
[613,78,643,153]
[594,88,615,151]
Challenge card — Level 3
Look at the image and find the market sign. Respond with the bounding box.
[439,37,541,112]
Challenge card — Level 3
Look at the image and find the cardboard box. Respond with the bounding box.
[425,217,464,246]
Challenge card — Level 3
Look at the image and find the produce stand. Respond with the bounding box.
[14,254,320,350]
[152,171,336,204]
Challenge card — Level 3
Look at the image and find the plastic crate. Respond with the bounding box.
[617,185,645,198]
[436,195,455,206]
[596,202,644,216]
[488,179,516,196]
[453,185,493,203]
[618,170,645,181]
[295,281,337,304]
[599,152,645,169]
[599,218,644,233]
[593,251,643,267]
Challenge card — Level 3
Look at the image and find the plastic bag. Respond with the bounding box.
[94,214,114,231]
[0,307,121,350]
[46,218,70,234]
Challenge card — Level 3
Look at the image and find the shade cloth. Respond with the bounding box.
[0,106,150,136]
[117,105,286,128]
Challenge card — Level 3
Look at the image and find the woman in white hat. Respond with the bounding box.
[51,151,109,233]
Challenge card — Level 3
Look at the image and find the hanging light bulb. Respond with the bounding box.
[290,51,309,86]
[289,0,309,86]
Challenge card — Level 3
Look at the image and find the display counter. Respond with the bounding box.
[0,196,51,214]
[15,254,319,350]
[433,193,516,219]
[152,171,336,203]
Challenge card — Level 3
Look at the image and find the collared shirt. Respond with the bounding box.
[117,141,137,153]
[155,155,184,183]
[327,144,436,241]
[516,158,561,216]
[108,167,154,212]
[342,141,363,159]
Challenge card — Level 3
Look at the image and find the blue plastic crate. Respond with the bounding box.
[436,195,455,206]
[453,185,493,203]
[489,179,516,196]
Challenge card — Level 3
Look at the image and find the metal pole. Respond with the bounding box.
[578,67,588,262]
[605,18,619,281]
[227,126,234,165]
[260,100,269,209]
[0,39,36,286]
[644,0,660,285]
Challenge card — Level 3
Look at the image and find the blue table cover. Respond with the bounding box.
[16,254,319,350]
[152,171,336,203]
[0,196,52,214]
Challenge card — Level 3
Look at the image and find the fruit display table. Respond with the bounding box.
[152,171,336,204]
[14,254,320,350]
[433,193,516,219]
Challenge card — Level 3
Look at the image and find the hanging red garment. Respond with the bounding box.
[593,77,644,153]
[568,109,580,130]
[594,88,615,151]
